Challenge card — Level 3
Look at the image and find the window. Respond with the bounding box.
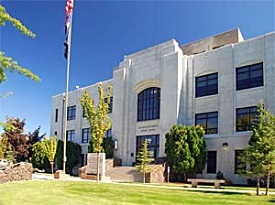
[236,106,257,132]
[104,96,113,113]
[236,63,263,90]
[207,151,217,174]
[195,112,218,134]
[55,109,58,122]
[54,131,57,136]
[235,150,246,174]
[66,130,75,142]
[196,73,218,97]
[137,87,160,121]
[82,128,90,143]
[105,128,112,138]
[67,105,76,120]
[136,135,159,158]
[82,109,86,118]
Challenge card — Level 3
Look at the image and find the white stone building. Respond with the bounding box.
[51,29,275,184]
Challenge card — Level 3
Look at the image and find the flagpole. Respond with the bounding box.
[63,0,74,173]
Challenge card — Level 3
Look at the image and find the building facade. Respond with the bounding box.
[51,29,275,184]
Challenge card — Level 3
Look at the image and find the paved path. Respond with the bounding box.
[32,174,275,195]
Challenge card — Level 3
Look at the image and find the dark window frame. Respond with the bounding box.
[136,135,159,159]
[66,130,75,142]
[236,106,258,132]
[137,87,160,121]
[236,62,263,90]
[196,73,218,98]
[67,105,76,121]
[55,109,58,122]
[207,151,217,174]
[104,96,113,113]
[195,112,218,134]
[82,128,90,143]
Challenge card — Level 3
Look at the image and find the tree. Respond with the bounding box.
[0,5,40,84]
[165,125,206,181]
[1,118,32,162]
[241,103,275,195]
[55,140,82,175]
[0,136,8,159]
[80,83,112,182]
[41,136,58,174]
[136,139,154,183]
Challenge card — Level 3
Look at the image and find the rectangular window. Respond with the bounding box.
[104,97,113,113]
[236,106,257,132]
[55,109,58,122]
[67,105,76,120]
[235,150,246,174]
[66,130,76,142]
[136,135,159,159]
[236,63,263,90]
[195,112,218,134]
[54,131,57,136]
[196,73,218,97]
[82,128,90,143]
[207,151,217,174]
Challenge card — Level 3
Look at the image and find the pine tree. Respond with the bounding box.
[136,140,154,183]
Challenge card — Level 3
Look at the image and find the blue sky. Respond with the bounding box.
[0,0,274,135]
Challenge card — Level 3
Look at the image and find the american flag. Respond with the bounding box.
[64,0,74,59]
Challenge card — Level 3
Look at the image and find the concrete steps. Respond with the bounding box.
[106,166,143,182]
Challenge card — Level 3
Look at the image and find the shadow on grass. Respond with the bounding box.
[185,189,251,196]
[269,199,275,203]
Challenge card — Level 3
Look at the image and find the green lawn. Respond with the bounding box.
[0,180,274,205]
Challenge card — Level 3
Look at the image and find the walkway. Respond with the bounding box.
[32,174,275,195]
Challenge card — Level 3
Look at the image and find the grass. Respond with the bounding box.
[0,180,274,205]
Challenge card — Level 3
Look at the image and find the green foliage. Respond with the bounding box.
[136,140,154,183]
[0,136,8,159]
[241,103,275,195]
[80,83,112,154]
[0,5,35,37]
[165,125,206,178]
[102,137,114,159]
[0,5,40,129]
[55,140,82,175]
[80,83,112,182]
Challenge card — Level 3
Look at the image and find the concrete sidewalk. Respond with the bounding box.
[32,173,275,195]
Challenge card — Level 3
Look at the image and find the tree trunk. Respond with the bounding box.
[97,152,100,183]
[265,172,270,196]
[50,161,54,174]
[256,177,260,195]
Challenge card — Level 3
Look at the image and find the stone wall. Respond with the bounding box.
[146,164,165,183]
[0,162,33,184]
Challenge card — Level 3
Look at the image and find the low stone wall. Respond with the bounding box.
[0,162,33,184]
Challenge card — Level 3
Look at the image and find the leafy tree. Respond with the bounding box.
[80,83,112,182]
[165,125,206,181]
[0,5,40,129]
[1,118,32,162]
[55,140,82,175]
[241,103,275,195]
[136,139,154,183]
[0,5,39,84]
[40,136,58,174]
